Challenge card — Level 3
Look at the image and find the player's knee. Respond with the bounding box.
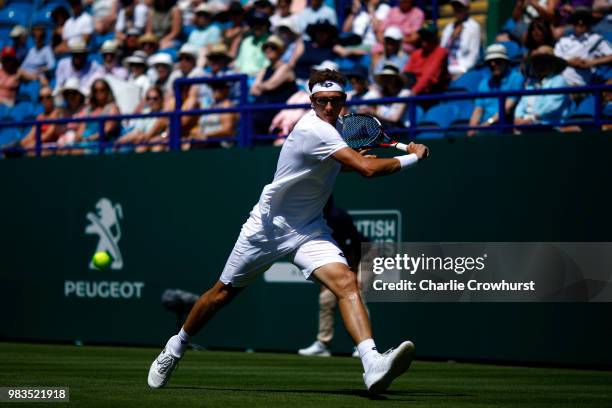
[207,286,235,309]
[334,270,359,298]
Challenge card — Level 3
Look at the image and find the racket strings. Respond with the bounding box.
[341,115,382,148]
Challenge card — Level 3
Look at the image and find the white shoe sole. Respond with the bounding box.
[366,341,415,394]
[297,350,331,357]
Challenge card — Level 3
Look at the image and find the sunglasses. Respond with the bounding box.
[146,95,161,101]
[39,95,53,101]
[313,96,345,107]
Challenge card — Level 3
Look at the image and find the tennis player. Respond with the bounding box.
[148,69,430,394]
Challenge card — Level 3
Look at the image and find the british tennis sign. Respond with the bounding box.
[349,210,402,243]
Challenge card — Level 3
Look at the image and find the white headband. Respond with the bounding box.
[310,81,345,95]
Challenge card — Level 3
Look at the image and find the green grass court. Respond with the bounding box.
[1,342,611,407]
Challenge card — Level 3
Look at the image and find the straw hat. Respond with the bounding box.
[484,44,509,62]
[124,50,148,66]
[100,40,119,54]
[207,43,231,60]
[148,53,174,67]
[263,35,285,51]
[9,25,27,38]
[57,77,88,98]
[68,37,88,53]
[312,60,339,72]
[374,63,406,86]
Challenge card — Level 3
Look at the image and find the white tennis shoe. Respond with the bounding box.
[363,341,415,394]
[147,347,180,389]
[297,340,331,357]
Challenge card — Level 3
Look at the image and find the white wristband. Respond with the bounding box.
[395,154,418,169]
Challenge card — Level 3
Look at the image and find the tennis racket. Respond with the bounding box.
[340,113,408,152]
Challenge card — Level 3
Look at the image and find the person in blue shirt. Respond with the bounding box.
[373,27,410,77]
[514,45,571,130]
[468,44,524,136]
[187,3,222,49]
[19,25,56,87]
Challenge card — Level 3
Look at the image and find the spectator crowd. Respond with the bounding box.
[0,0,609,155]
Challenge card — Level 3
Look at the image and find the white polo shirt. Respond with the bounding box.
[63,13,94,42]
[242,110,348,242]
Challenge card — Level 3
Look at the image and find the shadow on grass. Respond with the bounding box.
[165,386,470,401]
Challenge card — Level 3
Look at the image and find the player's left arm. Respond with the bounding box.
[340,148,375,171]
[333,143,429,178]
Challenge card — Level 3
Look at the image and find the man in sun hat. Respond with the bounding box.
[515,45,571,128]
[468,43,525,136]
[148,52,174,93]
[166,43,206,96]
[124,50,151,98]
[100,40,128,80]
[9,25,28,64]
[55,37,104,91]
[372,63,412,127]
[374,26,410,75]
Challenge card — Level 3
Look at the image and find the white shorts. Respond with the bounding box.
[219,233,348,287]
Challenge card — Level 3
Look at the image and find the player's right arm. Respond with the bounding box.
[332,143,429,178]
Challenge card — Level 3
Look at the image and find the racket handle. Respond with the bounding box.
[394,142,408,152]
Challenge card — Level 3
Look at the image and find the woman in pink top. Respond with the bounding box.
[372,0,424,57]
[0,47,20,107]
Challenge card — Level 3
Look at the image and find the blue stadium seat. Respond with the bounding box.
[0,7,31,28]
[17,81,41,103]
[4,2,34,16]
[497,41,523,62]
[37,2,71,23]
[40,0,71,8]
[568,96,595,120]
[448,99,475,124]
[449,69,487,93]
[0,122,22,146]
[11,102,36,122]
[0,105,10,118]
[414,104,424,124]
[416,103,458,139]
[604,103,612,118]
[91,32,115,52]
[32,11,55,28]
[159,47,178,62]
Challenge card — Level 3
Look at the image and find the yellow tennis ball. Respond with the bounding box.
[92,251,112,270]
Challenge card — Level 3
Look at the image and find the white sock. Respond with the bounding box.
[178,327,190,344]
[166,328,190,358]
[357,338,379,370]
